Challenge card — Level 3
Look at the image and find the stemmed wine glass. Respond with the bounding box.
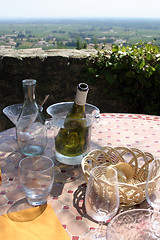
[83,165,119,240]
[145,158,160,237]
[145,158,160,211]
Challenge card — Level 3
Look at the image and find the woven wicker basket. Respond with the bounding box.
[81,146,154,206]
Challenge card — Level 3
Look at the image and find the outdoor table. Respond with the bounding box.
[0,113,159,240]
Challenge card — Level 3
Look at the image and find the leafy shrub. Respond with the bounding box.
[84,42,160,114]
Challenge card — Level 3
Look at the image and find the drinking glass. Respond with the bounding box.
[145,158,160,238]
[19,155,54,206]
[83,165,119,240]
[106,208,160,240]
[145,158,160,211]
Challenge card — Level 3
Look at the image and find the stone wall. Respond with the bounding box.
[0,48,124,132]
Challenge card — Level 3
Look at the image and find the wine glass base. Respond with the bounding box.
[21,145,44,156]
[83,229,106,240]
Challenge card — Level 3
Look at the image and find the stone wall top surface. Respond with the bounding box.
[0,48,97,59]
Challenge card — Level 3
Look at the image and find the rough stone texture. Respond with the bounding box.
[0,48,124,131]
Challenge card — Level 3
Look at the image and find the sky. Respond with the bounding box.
[0,0,160,19]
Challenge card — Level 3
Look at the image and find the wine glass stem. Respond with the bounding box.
[95,222,104,238]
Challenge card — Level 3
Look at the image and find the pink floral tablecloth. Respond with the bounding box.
[0,113,159,240]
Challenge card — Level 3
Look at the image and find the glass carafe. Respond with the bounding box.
[16,79,47,156]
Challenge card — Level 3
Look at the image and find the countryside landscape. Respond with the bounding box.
[0,18,160,50]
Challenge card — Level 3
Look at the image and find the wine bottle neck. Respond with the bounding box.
[75,84,89,106]
[22,79,36,102]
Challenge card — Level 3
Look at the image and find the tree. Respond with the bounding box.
[15,42,21,48]
[83,41,87,49]
[94,38,98,49]
[76,39,81,50]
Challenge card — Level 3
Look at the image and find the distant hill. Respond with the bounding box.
[0,18,160,50]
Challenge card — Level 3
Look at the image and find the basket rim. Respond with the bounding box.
[81,146,155,186]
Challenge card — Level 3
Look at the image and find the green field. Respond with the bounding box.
[0,18,160,49]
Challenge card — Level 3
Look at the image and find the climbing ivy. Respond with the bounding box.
[84,42,160,114]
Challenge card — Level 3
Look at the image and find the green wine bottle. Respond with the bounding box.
[55,83,89,157]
